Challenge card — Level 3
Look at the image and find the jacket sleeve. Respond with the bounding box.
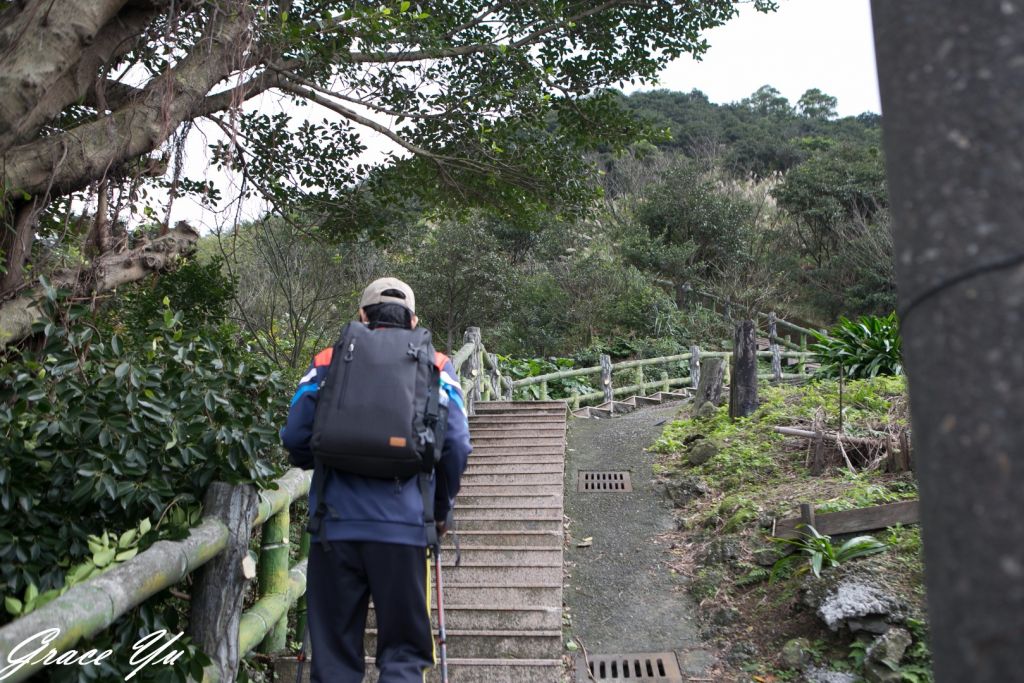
[435,359,471,522]
[280,361,325,470]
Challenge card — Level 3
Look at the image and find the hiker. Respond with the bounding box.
[280,277,472,683]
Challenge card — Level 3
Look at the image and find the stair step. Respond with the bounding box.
[469,425,566,434]
[459,472,562,485]
[455,507,562,520]
[473,401,565,411]
[277,657,563,683]
[365,630,562,659]
[469,415,566,425]
[457,494,562,507]
[467,454,564,463]
[468,448,566,457]
[442,582,562,604]
[368,604,561,630]
[471,436,565,446]
[459,484,563,496]
[452,518,563,532]
[439,547,562,565]
[448,530,562,547]
[465,464,563,474]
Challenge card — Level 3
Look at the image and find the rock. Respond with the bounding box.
[781,637,813,670]
[863,627,912,682]
[802,565,907,634]
[803,668,859,683]
[702,538,743,565]
[752,545,787,567]
[664,475,709,506]
[695,401,718,419]
[688,440,719,465]
[710,606,741,626]
[817,580,904,633]
[725,641,757,666]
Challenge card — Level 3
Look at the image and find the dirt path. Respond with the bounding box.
[563,403,721,678]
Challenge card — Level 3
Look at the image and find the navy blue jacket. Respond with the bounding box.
[281,340,472,547]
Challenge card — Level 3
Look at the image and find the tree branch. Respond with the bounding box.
[1,2,253,200]
[0,0,133,151]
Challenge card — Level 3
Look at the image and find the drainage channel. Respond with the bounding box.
[576,652,684,682]
[577,470,633,492]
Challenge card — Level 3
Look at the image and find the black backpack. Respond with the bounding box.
[307,322,448,545]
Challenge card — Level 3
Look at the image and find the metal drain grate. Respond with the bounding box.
[576,652,683,682]
[577,470,632,492]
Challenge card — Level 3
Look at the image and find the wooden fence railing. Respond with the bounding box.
[0,468,312,683]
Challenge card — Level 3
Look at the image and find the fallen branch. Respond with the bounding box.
[773,426,885,449]
[0,222,199,347]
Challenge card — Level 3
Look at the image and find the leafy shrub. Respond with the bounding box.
[811,313,902,379]
[0,271,287,680]
[771,526,888,579]
[498,355,595,400]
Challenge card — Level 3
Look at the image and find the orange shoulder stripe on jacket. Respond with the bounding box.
[434,351,449,371]
[314,347,333,367]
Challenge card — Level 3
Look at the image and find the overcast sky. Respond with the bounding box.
[634,0,881,117]
[178,0,881,231]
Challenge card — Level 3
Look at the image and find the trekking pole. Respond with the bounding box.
[296,615,311,683]
[434,547,450,683]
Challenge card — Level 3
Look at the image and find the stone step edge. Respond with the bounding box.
[366,629,562,638]
[364,657,562,667]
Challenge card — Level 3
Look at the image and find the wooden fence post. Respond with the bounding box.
[540,379,549,400]
[258,507,290,654]
[660,370,670,393]
[189,483,260,683]
[729,320,759,419]
[689,345,700,390]
[694,356,724,408]
[463,327,482,415]
[798,333,807,375]
[599,354,613,404]
[295,532,310,642]
[768,312,783,382]
[634,366,645,396]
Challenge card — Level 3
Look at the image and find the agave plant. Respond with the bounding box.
[771,525,888,580]
[811,312,902,379]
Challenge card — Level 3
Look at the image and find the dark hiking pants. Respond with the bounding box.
[307,540,435,683]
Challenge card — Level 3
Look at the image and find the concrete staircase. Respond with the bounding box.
[571,391,689,419]
[367,400,568,683]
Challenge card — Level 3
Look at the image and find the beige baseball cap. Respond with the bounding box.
[359,277,416,313]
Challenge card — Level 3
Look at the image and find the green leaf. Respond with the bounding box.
[115,362,131,380]
[93,547,116,568]
[4,596,23,616]
[114,547,139,562]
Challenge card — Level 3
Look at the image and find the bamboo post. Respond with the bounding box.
[189,483,260,683]
[462,327,482,415]
[258,507,290,653]
[769,312,783,382]
[634,366,645,396]
[660,370,669,393]
[798,333,807,375]
[599,354,613,404]
[488,353,500,403]
[689,345,700,390]
[540,379,549,400]
[799,503,817,532]
[570,390,580,410]
[296,532,310,641]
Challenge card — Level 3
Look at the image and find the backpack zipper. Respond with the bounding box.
[334,338,355,406]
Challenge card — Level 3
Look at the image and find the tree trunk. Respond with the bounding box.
[872,3,1024,679]
[729,319,758,419]
[0,221,198,346]
[189,482,259,683]
[694,356,724,408]
[0,199,38,296]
